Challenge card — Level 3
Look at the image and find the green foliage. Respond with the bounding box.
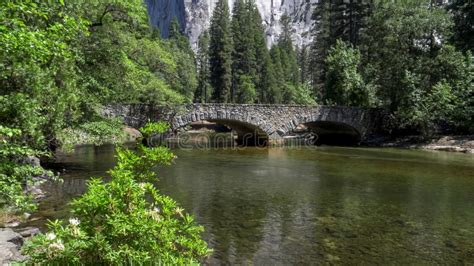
[360,1,473,134]
[397,75,456,135]
[324,40,374,107]
[195,31,212,103]
[289,84,317,105]
[139,121,170,138]
[298,45,311,85]
[58,119,128,152]
[0,1,88,149]
[448,0,473,52]
[267,20,315,105]
[306,0,472,134]
[231,0,257,103]
[23,123,211,264]
[310,0,372,97]
[209,0,233,103]
[0,126,52,212]
[0,0,82,211]
[361,1,453,108]
[236,75,257,104]
[0,0,201,214]
[75,1,195,105]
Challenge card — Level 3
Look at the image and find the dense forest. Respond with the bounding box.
[1,0,473,210]
[202,0,473,135]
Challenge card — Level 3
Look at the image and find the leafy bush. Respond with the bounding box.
[58,119,128,151]
[324,39,375,107]
[0,126,52,212]
[23,122,211,264]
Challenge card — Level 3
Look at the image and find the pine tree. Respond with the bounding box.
[209,0,233,103]
[194,31,211,103]
[168,17,181,40]
[275,13,301,103]
[298,45,311,85]
[168,17,191,51]
[248,0,277,104]
[270,45,284,103]
[231,0,257,103]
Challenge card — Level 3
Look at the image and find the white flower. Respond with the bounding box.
[153,207,161,213]
[175,207,184,217]
[49,241,65,251]
[46,232,56,241]
[139,183,146,189]
[69,218,80,226]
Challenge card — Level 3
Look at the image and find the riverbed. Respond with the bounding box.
[27,145,474,264]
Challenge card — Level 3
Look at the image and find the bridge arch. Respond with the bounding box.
[170,110,271,146]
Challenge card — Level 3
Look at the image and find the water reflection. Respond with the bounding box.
[29,145,474,264]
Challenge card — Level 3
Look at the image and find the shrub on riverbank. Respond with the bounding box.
[0,126,53,213]
[57,119,129,152]
[22,122,211,264]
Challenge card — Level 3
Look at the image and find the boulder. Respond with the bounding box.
[0,228,26,264]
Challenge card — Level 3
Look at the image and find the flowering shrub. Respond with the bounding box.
[23,122,211,264]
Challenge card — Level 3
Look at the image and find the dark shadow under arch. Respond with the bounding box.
[208,119,269,147]
[175,119,269,147]
[304,121,361,146]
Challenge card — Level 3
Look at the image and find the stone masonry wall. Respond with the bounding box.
[103,104,381,141]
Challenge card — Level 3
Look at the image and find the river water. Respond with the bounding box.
[29,145,474,264]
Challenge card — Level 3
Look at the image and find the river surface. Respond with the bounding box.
[29,145,474,264]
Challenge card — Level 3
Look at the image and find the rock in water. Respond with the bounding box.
[146,0,317,50]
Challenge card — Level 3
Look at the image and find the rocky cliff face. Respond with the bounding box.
[146,0,317,50]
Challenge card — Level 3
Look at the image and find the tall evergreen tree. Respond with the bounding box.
[194,31,211,103]
[168,17,181,40]
[209,0,233,103]
[248,0,277,104]
[298,45,311,85]
[168,17,192,52]
[269,45,284,103]
[231,0,257,103]
[275,14,301,103]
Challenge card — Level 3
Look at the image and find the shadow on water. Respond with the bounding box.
[27,144,474,264]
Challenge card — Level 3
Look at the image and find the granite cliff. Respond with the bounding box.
[146,0,317,49]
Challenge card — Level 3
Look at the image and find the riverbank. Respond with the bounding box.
[374,135,474,153]
[57,125,142,152]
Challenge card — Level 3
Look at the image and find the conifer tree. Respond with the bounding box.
[272,14,301,103]
[168,17,192,52]
[195,31,211,103]
[270,45,284,103]
[209,0,233,103]
[168,17,181,40]
[248,0,277,104]
[231,0,257,103]
[298,45,311,85]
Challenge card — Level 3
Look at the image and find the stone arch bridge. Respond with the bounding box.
[104,104,383,146]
